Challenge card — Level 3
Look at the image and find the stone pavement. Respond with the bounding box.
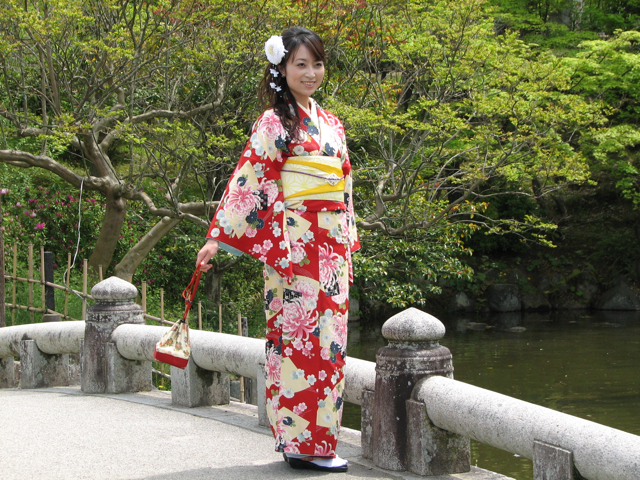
[0,387,512,480]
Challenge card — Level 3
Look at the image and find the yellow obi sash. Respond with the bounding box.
[281,155,345,202]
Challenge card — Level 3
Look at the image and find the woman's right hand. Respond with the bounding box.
[196,239,219,272]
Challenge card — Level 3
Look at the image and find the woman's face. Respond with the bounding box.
[280,44,324,109]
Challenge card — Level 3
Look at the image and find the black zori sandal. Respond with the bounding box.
[283,453,349,472]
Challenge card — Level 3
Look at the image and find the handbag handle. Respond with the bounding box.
[180,268,202,323]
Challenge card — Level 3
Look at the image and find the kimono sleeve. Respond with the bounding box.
[206,110,294,280]
[340,129,360,254]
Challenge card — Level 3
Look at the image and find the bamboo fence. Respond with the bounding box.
[1,242,252,400]
[2,243,226,331]
[2,243,93,323]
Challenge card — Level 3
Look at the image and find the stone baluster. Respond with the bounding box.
[170,359,230,408]
[81,277,151,394]
[372,307,469,474]
[0,356,16,388]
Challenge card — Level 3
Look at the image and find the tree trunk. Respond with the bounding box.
[0,196,5,327]
[88,190,127,279]
[531,177,549,212]
[552,194,568,218]
[113,216,181,280]
[634,219,640,283]
[205,268,224,304]
[204,257,243,304]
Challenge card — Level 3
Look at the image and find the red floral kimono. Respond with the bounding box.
[206,100,359,456]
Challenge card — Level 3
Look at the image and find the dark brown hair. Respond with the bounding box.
[258,27,326,141]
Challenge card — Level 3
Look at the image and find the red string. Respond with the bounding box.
[180,268,202,322]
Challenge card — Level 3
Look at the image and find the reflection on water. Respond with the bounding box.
[345,310,640,480]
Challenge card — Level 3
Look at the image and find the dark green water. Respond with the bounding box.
[344,310,640,480]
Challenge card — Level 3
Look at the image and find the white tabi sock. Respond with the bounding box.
[308,456,348,468]
[284,453,348,467]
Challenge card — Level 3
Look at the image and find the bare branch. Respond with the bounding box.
[0,149,111,191]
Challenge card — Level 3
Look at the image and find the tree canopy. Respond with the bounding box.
[0,0,632,309]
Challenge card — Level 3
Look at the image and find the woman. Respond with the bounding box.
[196,27,359,472]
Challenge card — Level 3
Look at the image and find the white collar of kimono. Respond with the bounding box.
[297,98,318,118]
[297,99,321,137]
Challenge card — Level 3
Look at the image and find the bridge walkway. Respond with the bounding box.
[0,387,511,480]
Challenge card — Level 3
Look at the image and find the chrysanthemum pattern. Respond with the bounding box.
[206,100,360,456]
[264,208,351,455]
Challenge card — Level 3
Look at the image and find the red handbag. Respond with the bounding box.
[153,269,202,369]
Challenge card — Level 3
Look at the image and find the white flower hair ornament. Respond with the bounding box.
[265,35,287,65]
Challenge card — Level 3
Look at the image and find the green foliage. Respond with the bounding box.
[567,31,640,206]
[465,192,547,254]
[0,164,105,267]
[490,0,640,42]
[1,0,639,318]
[353,225,475,310]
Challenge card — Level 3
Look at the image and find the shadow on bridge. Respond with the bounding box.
[0,386,422,480]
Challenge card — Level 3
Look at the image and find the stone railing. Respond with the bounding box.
[1,276,639,480]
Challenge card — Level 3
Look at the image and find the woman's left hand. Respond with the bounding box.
[196,239,219,272]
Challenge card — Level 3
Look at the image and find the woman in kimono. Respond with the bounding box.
[196,27,359,472]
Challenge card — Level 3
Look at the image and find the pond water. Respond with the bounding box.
[344,310,640,480]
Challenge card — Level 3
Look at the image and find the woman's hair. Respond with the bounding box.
[258,27,326,141]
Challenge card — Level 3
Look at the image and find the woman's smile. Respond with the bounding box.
[280,44,325,109]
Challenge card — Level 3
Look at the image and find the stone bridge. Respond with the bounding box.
[1,277,639,480]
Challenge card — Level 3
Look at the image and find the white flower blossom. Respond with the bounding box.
[250,132,265,156]
[270,68,279,77]
[278,257,290,268]
[265,35,287,64]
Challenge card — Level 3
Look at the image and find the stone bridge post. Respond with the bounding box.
[81,277,151,394]
[371,307,470,475]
